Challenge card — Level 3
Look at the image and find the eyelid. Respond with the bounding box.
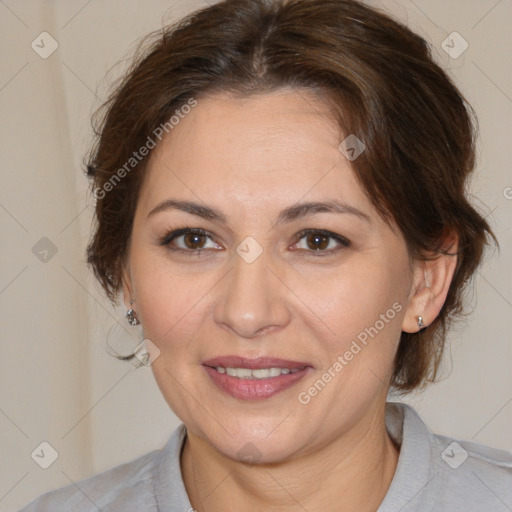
[160,227,351,257]
[159,227,222,251]
[291,228,351,253]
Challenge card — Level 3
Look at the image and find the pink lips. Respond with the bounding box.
[202,355,312,400]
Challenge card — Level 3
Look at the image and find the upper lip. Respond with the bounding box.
[202,356,312,370]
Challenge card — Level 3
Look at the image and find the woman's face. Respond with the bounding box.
[124,89,415,463]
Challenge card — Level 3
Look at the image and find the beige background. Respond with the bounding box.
[1,0,511,510]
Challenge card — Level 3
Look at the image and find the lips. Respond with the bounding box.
[202,355,313,400]
[202,355,312,370]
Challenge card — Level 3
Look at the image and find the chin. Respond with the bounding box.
[198,416,308,464]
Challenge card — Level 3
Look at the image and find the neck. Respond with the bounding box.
[181,403,400,512]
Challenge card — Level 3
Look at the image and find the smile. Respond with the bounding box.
[203,364,311,400]
[214,366,304,378]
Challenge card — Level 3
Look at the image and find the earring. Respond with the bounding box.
[126,300,140,326]
[417,316,425,329]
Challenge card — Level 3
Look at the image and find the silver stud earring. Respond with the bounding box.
[126,300,140,326]
[417,316,425,329]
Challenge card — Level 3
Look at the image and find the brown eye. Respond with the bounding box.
[305,233,329,250]
[183,233,207,249]
[160,228,222,253]
[293,229,350,254]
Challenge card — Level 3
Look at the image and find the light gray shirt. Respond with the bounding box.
[18,402,512,511]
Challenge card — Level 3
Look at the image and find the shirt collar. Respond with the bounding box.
[378,401,439,512]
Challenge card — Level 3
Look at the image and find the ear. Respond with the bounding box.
[402,233,458,333]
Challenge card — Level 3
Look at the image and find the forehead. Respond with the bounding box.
[138,89,370,216]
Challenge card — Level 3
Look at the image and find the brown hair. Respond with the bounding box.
[85,0,496,393]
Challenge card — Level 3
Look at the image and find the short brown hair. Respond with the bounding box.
[86,0,496,393]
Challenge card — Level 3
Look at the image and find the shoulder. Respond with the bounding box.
[390,402,512,510]
[430,430,512,508]
[18,446,161,512]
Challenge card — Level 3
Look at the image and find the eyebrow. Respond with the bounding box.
[147,199,371,224]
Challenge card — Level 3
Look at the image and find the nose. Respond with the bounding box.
[213,245,291,338]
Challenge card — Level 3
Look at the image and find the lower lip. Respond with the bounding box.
[203,366,310,400]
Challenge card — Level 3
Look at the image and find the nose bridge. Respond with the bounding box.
[214,240,289,337]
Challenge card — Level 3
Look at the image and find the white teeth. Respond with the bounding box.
[235,368,253,378]
[215,366,303,378]
[252,368,270,379]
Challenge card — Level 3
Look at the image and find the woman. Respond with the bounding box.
[19,0,512,510]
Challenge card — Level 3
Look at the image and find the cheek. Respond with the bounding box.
[131,256,215,347]
[303,257,408,361]
[133,265,212,414]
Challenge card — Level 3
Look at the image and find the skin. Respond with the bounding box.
[122,88,457,511]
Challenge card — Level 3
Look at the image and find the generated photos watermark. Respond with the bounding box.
[93,97,198,200]
[298,301,403,405]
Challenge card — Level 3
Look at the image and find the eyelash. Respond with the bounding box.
[294,229,351,254]
[158,227,351,257]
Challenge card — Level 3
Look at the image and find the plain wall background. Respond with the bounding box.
[1,0,510,510]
